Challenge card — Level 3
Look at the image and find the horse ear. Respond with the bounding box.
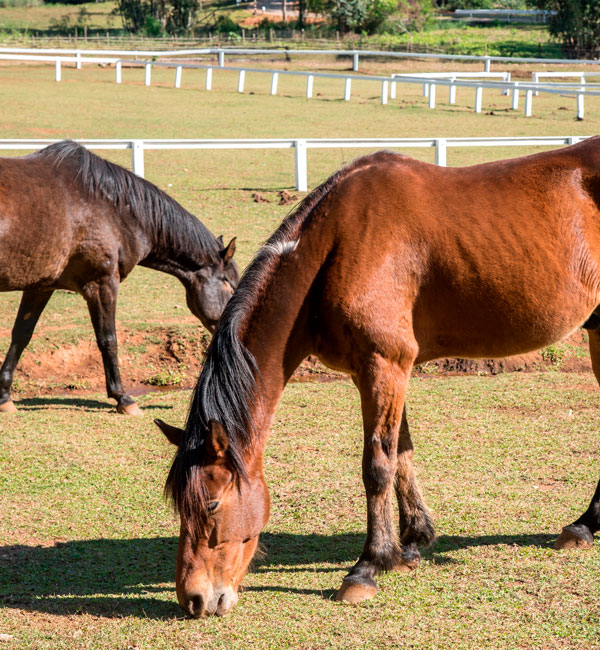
[220,237,236,264]
[217,235,224,247]
[206,420,229,458]
[154,418,184,447]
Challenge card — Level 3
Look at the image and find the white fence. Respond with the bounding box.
[2,48,600,119]
[4,45,600,71]
[0,136,588,192]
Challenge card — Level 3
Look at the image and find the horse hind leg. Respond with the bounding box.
[82,277,141,415]
[0,289,54,413]
[336,349,416,604]
[394,407,436,568]
[555,327,600,549]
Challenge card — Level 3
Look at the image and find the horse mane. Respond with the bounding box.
[165,151,403,528]
[36,140,221,266]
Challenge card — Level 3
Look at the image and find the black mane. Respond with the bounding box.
[36,140,221,267]
[164,152,399,527]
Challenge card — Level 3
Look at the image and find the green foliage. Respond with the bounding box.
[396,0,436,31]
[143,14,162,34]
[115,0,200,34]
[530,0,600,58]
[214,12,241,33]
[0,0,41,7]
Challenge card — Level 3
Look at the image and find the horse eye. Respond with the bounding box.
[207,501,220,513]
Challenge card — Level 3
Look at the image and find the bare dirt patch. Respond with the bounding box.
[7,327,593,400]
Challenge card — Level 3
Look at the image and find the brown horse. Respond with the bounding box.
[0,141,238,415]
[157,138,600,617]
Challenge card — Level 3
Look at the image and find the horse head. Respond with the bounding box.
[184,237,239,332]
[156,417,269,617]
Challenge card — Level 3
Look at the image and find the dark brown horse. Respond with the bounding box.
[157,138,600,617]
[0,141,238,415]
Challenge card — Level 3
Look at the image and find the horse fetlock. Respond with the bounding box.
[396,543,421,572]
[555,524,595,550]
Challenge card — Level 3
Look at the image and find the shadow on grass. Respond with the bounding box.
[14,397,170,413]
[0,531,559,619]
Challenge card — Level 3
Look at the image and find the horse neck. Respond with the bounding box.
[140,211,219,280]
[240,226,333,450]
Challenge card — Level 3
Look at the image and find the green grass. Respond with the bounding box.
[1,374,599,648]
[0,57,599,648]
[0,60,598,390]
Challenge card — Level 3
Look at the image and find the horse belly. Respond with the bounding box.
[413,285,595,363]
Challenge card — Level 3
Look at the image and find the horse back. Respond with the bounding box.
[308,142,600,367]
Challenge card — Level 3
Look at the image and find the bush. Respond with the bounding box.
[531,0,600,59]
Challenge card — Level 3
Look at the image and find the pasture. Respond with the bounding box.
[0,58,599,648]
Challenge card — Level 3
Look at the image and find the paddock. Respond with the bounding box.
[0,58,599,649]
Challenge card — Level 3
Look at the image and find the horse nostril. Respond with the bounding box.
[188,595,204,618]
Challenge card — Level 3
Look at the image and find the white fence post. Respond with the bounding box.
[475,86,483,113]
[131,140,145,178]
[449,78,456,104]
[525,89,533,116]
[76,50,82,70]
[175,65,182,88]
[381,80,388,105]
[206,67,213,90]
[238,69,245,93]
[423,83,429,97]
[502,72,510,96]
[306,75,313,98]
[435,138,447,166]
[218,50,224,67]
[55,59,61,82]
[484,57,491,72]
[577,77,585,120]
[428,83,436,109]
[270,72,278,95]
[353,52,359,71]
[344,77,351,101]
[511,82,519,110]
[577,92,585,120]
[145,63,151,86]
[115,60,122,84]
[532,72,539,96]
[390,79,396,100]
[294,139,308,192]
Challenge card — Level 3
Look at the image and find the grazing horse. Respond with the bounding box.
[156,138,600,617]
[0,141,238,415]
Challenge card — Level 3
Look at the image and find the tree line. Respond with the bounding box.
[58,0,600,59]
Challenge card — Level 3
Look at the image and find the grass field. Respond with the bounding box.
[0,59,599,648]
[1,374,599,649]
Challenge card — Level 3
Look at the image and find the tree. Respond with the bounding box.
[116,0,200,34]
[530,0,600,58]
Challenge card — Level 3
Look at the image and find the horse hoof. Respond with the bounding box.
[117,402,142,416]
[335,580,377,604]
[395,556,421,573]
[0,400,17,414]
[555,525,594,550]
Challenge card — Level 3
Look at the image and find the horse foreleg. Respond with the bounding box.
[394,407,436,567]
[0,289,54,413]
[555,327,600,549]
[336,352,414,604]
[82,278,141,415]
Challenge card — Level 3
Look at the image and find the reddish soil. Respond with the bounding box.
[6,327,593,400]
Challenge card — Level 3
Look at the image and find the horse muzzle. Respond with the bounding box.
[180,583,239,618]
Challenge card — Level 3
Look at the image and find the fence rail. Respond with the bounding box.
[4,45,600,71]
[0,136,588,192]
